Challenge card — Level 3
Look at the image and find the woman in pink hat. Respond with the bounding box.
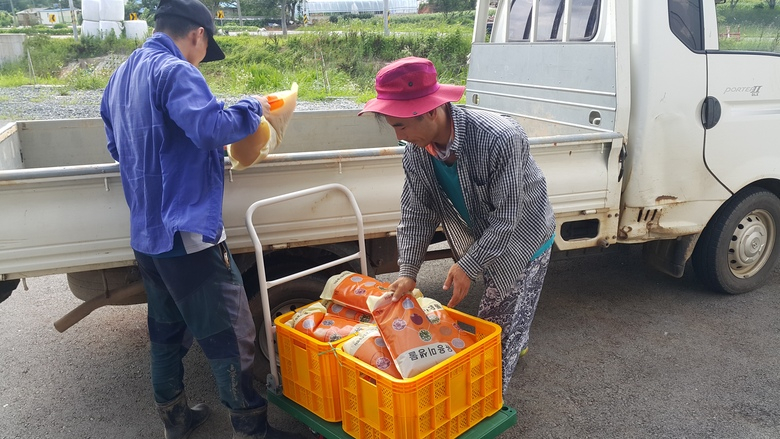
[360,56,556,392]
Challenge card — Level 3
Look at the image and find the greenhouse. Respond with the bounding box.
[304,0,419,15]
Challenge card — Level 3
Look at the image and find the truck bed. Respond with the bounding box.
[0,110,402,279]
[1,109,623,281]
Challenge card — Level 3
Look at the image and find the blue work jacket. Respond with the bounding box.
[101,33,262,255]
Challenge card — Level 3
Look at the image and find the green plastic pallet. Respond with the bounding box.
[267,388,517,439]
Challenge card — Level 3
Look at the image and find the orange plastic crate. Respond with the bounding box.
[274,310,354,422]
[336,307,503,439]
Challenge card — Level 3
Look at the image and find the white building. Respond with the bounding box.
[17,7,82,26]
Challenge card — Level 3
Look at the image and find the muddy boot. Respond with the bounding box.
[155,391,210,439]
[230,405,307,439]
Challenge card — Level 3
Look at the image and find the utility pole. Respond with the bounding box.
[68,0,79,40]
[383,0,389,36]
[281,0,288,36]
[9,0,17,27]
[236,0,243,27]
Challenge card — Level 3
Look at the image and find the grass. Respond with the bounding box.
[0,13,472,103]
[4,4,780,98]
[717,0,780,50]
[202,30,471,100]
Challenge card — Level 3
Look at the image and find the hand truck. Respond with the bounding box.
[245,183,517,438]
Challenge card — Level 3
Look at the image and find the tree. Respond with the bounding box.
[428,0,472,15]
[124,0,160,19]
[0,10,13,26]
[767,0,777,9]
[0,0,37,14]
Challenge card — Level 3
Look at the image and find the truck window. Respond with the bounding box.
[714,1,780,52]
[508,0,600,42]
[669,0,703,51]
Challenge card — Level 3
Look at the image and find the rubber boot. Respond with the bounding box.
[229,405,307,439]
[155,391,210,439]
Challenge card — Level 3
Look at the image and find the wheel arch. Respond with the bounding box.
[240,242,371,301]
[746,178,780,201]
[240,243,371,365]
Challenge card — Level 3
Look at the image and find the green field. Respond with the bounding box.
[1,2,780,99]
[716,0,780,51]
[0,13,473,102]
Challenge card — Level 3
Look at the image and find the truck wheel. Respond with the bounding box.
[67,267,144,302]
[692,187,780,294]
[247,275,326,362]
[0,279,20,304]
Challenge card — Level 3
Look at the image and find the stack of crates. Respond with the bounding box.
[274,311,353,422]
[274,305,503,437]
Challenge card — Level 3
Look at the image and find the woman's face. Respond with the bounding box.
[384,113,437,147]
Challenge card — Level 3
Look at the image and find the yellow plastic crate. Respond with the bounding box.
[336,307,503,439]
[274,310,354,422]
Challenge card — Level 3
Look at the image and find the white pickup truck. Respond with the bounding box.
[2,0,778,343]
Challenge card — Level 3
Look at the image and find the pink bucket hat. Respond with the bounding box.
[359,57,465,118]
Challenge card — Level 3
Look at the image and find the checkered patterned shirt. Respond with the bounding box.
[397,104,556,293]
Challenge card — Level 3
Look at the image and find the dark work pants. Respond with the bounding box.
[134,244,264,410]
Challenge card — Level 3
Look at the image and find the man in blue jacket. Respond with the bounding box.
[100,0,304,437]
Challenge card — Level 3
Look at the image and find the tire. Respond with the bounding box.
[0,279,20,304]
[692,187,780,294]
[240,244,368,363]
[247,274,327,362]
[67,267,144,302]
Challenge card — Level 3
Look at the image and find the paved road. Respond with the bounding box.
[2,246,780,438]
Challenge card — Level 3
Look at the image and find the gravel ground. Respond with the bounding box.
[0,86,361,122]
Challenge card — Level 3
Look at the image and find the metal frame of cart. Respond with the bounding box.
[245,183,517,438]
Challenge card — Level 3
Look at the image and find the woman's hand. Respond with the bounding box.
[389,276,417,301]
[444,263,471,308]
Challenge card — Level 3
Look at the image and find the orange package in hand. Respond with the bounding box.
[325,301,374,324]
[311,313,372,343]
[321,271,422,314]
[367,293,456,379]
[341,326,402,379]
[284,301,327,337]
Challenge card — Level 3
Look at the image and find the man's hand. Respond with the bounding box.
[444,264,471,308]
[389,276,417,302]
[252,95,271,117]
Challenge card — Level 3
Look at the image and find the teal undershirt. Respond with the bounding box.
[431,157,471,226]
[532,234,555,260]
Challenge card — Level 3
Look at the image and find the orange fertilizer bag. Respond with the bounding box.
[366,293,457,379]
[417,297,477,352]
[321,271,422,314]
[284,301,327,337]
[310,313,372,343]
[324,301,374,324]
[341,326,402,379]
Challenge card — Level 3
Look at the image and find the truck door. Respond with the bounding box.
[468,0,625,251]
[703,2,780,192]
[690,0,780,294]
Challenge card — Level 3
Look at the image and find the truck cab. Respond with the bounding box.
[469,0,780,294]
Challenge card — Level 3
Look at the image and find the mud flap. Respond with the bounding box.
[642,234,700,278]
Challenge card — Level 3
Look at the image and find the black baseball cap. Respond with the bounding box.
[155,0,225,63]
